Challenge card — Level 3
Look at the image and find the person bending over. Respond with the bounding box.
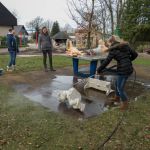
[97,35,138,110]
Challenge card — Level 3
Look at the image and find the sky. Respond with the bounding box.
[1,0,77,28]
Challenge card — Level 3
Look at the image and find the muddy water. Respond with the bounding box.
[13,75,145,119]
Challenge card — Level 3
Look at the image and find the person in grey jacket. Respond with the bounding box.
[38,27,55,72]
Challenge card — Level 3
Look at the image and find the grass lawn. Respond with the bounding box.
[0,54,150,149]
[0,54,150,72]
[133,57,150,66]
[0,55,89,72]
[0,85,150,150]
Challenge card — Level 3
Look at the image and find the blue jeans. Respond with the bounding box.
[8,51,17,67]
[115,75,129,102]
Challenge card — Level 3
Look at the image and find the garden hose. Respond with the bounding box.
[97,111,127,150]
[4,65,136,149]
[133,68,137,88]
[96,68,137,149]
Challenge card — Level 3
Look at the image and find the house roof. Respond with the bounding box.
[0,2,17,26]
[52,31,69,40]
[14,25,28,35]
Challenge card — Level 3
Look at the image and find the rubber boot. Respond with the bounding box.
[45,68,48,72]
[120,101,129,111]
[50,68,56,71]
[44,65,48,72]
[109,96,120,103]
[49,57,56,71]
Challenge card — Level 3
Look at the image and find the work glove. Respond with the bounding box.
[96,70,103,75]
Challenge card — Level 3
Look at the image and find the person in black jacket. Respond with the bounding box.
[7,29,19,71]
[97,35,138,110]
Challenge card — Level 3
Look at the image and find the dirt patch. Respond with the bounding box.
[11,75,107,118]
[134,65,150,84]
[0,68,146,119]
[17,48,66,56]
[0,68,72,87]
[139,53,150,58]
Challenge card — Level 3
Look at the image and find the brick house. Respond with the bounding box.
[0,2,17,36]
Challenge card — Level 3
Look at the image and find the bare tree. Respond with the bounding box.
[95,0,110,37]
[26,17,44,39]
[67,0,96,49]
[87,0,95,48]
[26,16,44,31]
[62,23,74,33]
[42,20,53,33]
[115,0,126,27]
[103,0,114,34]
[98,0,126,35]
[67,0,126,43]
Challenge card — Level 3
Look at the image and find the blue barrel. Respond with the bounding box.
[72,58,79,75]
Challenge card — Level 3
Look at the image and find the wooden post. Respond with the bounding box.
[36,32,38,47]
[20,32,22,47]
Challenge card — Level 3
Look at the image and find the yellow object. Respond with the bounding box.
[98,39,105,45]
[66,40,82,56]
[66,40,73,51]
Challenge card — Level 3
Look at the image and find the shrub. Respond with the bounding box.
[0,36,7,47]
[136,44,150,53]
[0,36,6,42]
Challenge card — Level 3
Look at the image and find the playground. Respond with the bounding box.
[0,0,150,149]
[0,53,150,149]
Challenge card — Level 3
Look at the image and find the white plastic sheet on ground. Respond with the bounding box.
[84,78,114,96]
[58,87,85,112]
[58,78,114,112]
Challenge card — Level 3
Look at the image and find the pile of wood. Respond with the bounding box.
[66,40,83,56]
[66,39,108,57]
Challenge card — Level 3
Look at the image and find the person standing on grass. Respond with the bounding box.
[6,29,19,72]
[97,35,138,111]
[38,27,55,72]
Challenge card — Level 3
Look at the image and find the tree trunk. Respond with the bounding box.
[87,0,95,49]
[103,0,114,34]
[110,10,114,34]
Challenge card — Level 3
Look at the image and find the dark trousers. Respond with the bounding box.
[8,51,17,67]
[42,50,53,69]
[115,75,129,102]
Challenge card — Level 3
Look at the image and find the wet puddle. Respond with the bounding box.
[13,75,145,119]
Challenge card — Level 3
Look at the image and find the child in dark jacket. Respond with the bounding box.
[7,29,19,71]
[97,35,138,111]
